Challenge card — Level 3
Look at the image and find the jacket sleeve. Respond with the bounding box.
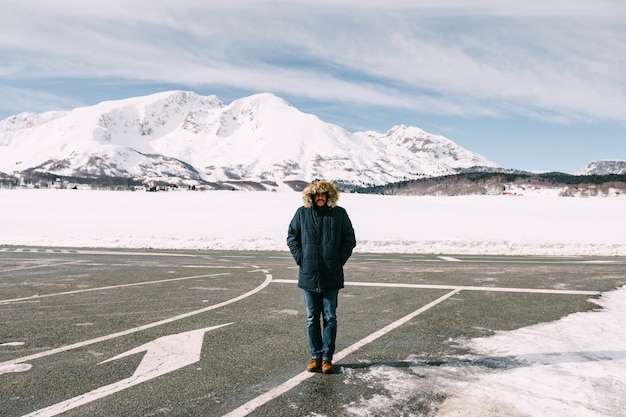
[287,208,303,265]
[339,208,356,265]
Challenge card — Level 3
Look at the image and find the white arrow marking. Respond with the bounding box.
[23,323,232,417]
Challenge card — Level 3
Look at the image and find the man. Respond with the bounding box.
[287,180,356,374]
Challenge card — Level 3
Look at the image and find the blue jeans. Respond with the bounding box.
[303,289,339,362]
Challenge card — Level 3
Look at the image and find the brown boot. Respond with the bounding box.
[307,358,321,372]
[321,360,334,374]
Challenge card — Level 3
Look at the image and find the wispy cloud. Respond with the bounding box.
[0,86,82,116]
[2,0,626,124]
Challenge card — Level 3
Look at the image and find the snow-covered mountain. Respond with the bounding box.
[0,91,498,190]
[577,160,626,176]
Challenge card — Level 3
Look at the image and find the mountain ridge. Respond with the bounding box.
[355,170,626,197]
[2,91,622,192]
[0,91,497,190]
[577,160,626,176]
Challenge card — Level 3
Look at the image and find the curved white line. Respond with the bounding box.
[1,271,272,367]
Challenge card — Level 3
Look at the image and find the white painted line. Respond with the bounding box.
[220,368,315,417]
[221,289,460,417]
[1,342,26,347]
[0,271,273,367]
[347,281,601,296]
[3,247,202,257]
[182,265,247,268]
[363,258,399,261]
[271,280,600,296]
[0,260,87,274]
[72,249,197,257]
[438,256,462,262]
[580,260,622,264]
[0,363,32,374]
[0,273,231,304]
[333,289,461,362]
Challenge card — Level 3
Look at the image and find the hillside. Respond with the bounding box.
[0,91,497,191]
[354,171,626,197]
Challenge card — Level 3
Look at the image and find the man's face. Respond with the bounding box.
[314,192,327,207]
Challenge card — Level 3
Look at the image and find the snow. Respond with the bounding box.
[577,160,626,175]
[436,288,626,417]
[1,188,625,416]
[0,91,498,187]
[2,188,624,256]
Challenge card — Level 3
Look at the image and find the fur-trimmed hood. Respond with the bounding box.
[302,180,340,208]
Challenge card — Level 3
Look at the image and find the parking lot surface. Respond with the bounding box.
[1,247,625,417]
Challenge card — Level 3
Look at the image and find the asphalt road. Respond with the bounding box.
[1,247,625,417]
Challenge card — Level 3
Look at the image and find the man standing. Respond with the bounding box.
[287,180,356,374]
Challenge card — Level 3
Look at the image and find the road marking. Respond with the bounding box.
[0,273,231,304]
[271,280,600,296]
[0,363,32,374]
[0,271,272,367]
[23,324,232,417]
[182,265,247,268]
[221,290,460,417]
[580,260,623,264]
[1,247,199,257]
[1,342,26,346]
[438,256,462,262]
[9,248,77,254]
[0,260,87,274]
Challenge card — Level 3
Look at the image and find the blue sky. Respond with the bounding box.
[1,0,625,173]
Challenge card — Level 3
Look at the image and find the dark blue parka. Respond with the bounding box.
[287,181,356,292]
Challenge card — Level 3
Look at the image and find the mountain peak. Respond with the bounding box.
[0,91,498,190]
[577,160,626,175]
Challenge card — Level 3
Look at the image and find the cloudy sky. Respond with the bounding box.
[2,0,625,173]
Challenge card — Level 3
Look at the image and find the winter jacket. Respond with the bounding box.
[287,181,356,292]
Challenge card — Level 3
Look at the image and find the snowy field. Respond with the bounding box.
[1,188,625,256]
[1,189,625,416]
